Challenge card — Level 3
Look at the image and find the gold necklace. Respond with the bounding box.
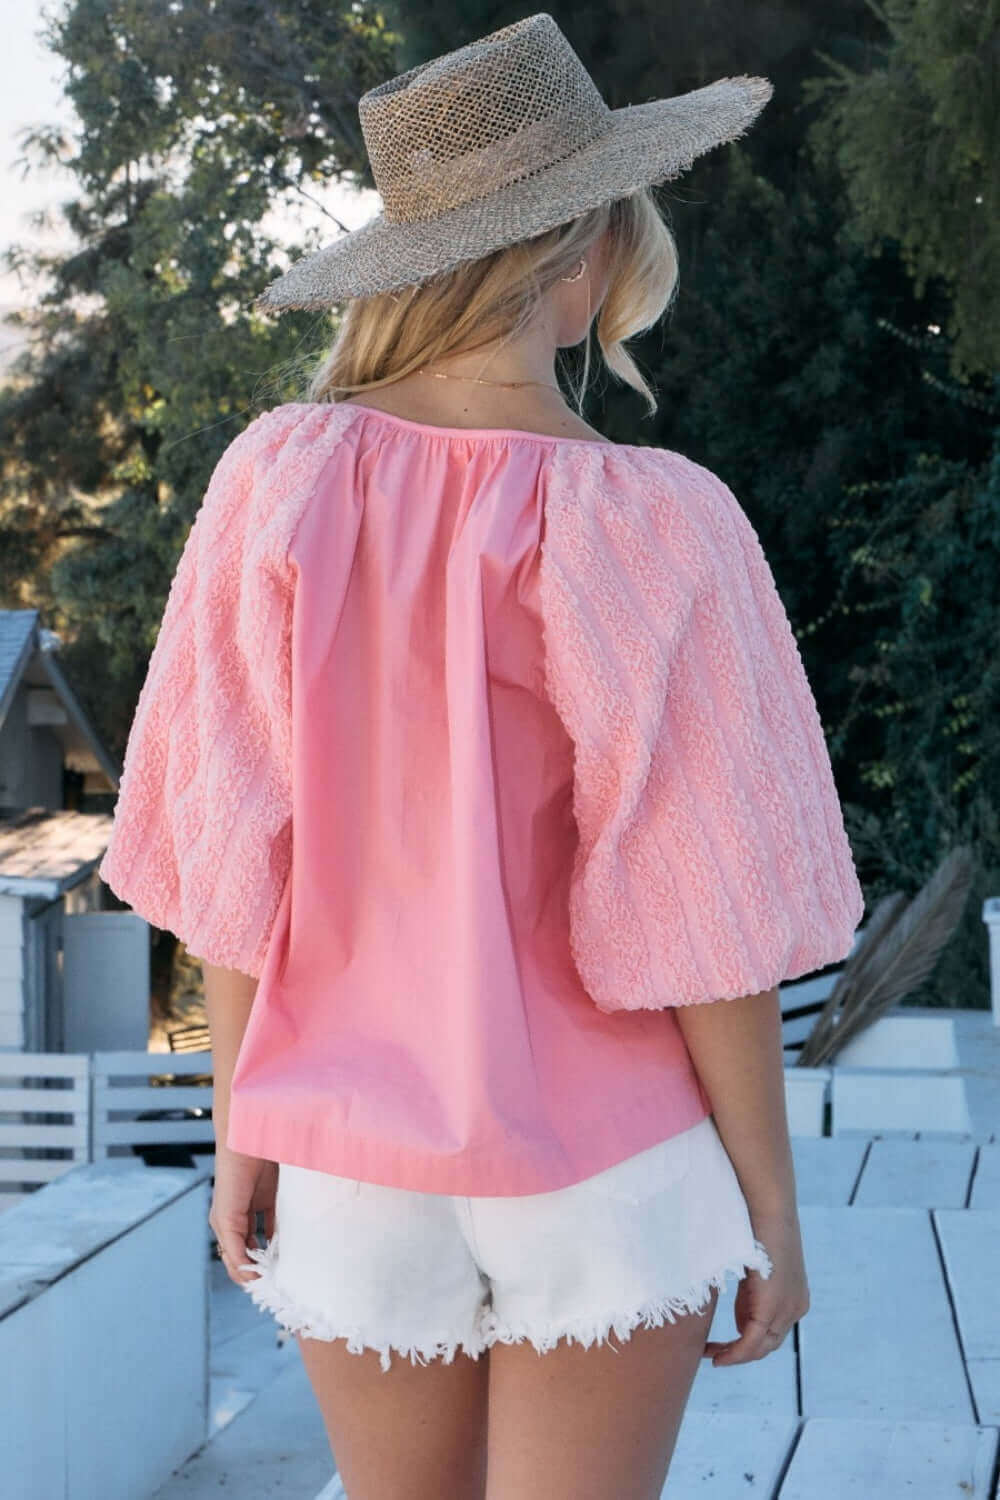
[417,367,561,392]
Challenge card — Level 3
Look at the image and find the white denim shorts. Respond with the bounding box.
[238,1112,773,1373]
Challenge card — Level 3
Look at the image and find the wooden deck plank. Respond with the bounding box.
[150,1356,334,1498]
[313,1480,344,1500]
[839,1006,1000,1142]
[853,1138,976,1208]
[797,1205,973,1421]
[970,1145,1000,1209]
[777,1417,998,1498]
[686,1280,797,1416]
[934,1208,1000,1424]
[663,1413,799,1497]
[791,1137,869,1206]
[933,1209,1000,1361]
[966,1358,1000,1427]
[831,1071,972,1136]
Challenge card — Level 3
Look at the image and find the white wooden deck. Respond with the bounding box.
[152,1007,1000,1499]
[147,1130,1000,1500]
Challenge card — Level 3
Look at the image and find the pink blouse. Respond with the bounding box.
[98,400,864,1195]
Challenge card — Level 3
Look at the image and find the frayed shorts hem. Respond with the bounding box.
[479,1236,773,1358]
[239,1235,774,1375]
[239,1242,492,1372]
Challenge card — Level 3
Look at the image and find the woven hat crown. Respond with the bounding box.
[359,14,612,225]
[254,13,773,307]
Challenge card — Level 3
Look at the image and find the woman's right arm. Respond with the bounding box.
[203,961,279,1285]
[202,961,258,1152]
[673,985,810,1366]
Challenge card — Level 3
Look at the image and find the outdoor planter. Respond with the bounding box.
[0,1159,212,1500]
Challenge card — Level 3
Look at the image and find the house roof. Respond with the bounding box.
[0,805,114,897]
[0,610,37,716]
[0,608,120,790]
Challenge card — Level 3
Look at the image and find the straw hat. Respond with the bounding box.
[253,12,773,311]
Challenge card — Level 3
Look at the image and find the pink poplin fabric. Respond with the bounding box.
[98,399,864,1195]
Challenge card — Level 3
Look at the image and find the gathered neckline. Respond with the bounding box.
[336,399,656,454]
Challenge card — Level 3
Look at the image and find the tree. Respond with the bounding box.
[804,0,1000,377]
[0,0,398,746]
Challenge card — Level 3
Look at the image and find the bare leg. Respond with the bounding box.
[483,1289,718,1500]
[297,1334,490,1500]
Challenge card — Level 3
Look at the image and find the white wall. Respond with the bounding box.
[0,1163,211,1500]
[0,892,24,1049]
[63,909,150,1053]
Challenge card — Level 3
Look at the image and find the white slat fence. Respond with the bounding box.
[0,1051,90,1211]
[90,1049,214,1159]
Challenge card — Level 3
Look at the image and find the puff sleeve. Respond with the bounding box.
[538,444,865,1013]
[98,404,315,978]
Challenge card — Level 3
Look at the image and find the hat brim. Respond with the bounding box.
[253,74,773,310]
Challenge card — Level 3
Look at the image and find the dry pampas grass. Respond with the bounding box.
[795,845,976,1068]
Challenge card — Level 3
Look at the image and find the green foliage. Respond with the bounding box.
[0,0,400,742]
[804,0,1000,377]
[833,442,999,807]
[831,439,1000,1006]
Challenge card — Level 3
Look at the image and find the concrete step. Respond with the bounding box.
[151,1351,336,1498]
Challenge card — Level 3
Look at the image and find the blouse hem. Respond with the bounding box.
[225,1084,713,1198]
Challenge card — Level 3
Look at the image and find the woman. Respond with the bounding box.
[99,15,864,1499]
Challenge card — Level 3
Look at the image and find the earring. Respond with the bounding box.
[560,257,587,282]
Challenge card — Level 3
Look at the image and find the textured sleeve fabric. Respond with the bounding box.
[98,403,326,978]
[538,443,865,1013]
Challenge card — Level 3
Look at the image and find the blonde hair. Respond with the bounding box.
[301,186,679,418]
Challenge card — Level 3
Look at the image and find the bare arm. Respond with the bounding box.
[202,961,257,1152]
[673,985,809,1365]
[673,985,797,1216]
[202,961,277,1285]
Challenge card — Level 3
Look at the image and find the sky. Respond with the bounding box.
[0,3,379,364]
[0,5,77,337]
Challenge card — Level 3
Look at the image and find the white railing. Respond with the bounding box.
[0,1051,91,1212]
[91,1049,214,1159]
[0,1050,214,1213]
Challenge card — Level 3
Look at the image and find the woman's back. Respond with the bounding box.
[100,393,861,1198]
[224,399,713,1194]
